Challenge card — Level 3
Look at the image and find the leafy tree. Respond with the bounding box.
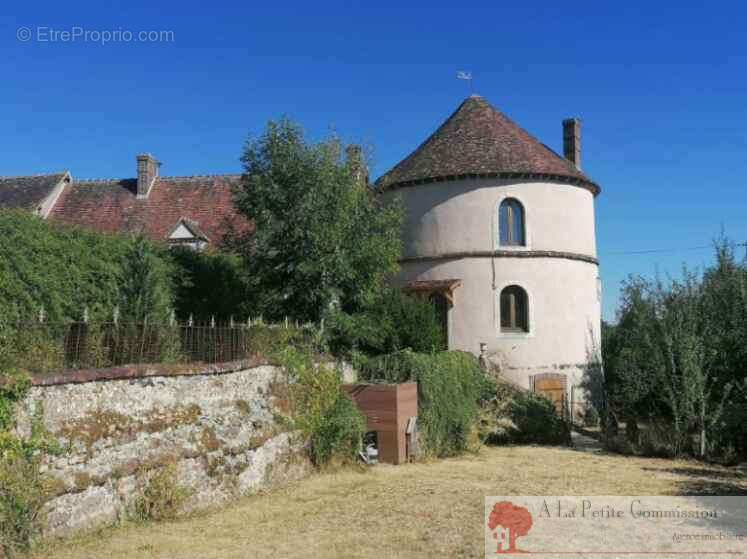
[698,239,747,456]
[601,240,747,460]
[232,118,402,323]
[650,272,706,456]
[604,278,664,421]
[170,246,253,321]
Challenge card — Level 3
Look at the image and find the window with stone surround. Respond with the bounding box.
[498,198,525,246]
[500,285,528,332]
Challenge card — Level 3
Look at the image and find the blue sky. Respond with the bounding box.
[3,1,746,321]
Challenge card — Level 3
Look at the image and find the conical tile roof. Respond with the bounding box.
[376,95,600,194]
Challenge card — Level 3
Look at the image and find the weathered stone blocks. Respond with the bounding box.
[13,364,312,536]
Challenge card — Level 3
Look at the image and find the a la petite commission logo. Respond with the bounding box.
[487,501,533,553]
[486,496,746,558]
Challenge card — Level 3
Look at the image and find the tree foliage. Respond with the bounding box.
[119,234,175,324]
[232,118,402,323]
[170,246,253,321]
[324,288,446,355]
[600,239,747,461]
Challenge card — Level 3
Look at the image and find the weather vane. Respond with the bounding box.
[457,70,473,93]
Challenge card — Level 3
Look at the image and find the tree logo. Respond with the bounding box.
[488,500,533,553]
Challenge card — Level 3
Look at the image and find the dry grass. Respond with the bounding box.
[33,445,747,559]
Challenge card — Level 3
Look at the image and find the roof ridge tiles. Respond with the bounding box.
[73,173,241,183]
[0,171,67,179]
[74,178,127,183]
[158,173,242,180]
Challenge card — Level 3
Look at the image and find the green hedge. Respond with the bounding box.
[0,210,174,324]
[0,211,179,372]
[357,350,495,457]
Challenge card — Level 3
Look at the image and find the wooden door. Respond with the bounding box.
[533,374,567,418]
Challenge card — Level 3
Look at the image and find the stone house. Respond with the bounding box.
[377,95,602,415]
[0,154,250,249]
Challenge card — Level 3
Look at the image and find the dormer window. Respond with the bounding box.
[168,218,208,250]
[498,198,525,246]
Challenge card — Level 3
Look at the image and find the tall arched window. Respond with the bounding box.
[500,285,529,332]
[498,198,525,246]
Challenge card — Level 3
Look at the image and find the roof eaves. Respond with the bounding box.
[377,171,601,196]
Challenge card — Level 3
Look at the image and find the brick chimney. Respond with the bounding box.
[562,118,581,170]
[346,144,369,187]
[136,153,159,198]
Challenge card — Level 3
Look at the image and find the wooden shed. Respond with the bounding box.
[343,382,418,465]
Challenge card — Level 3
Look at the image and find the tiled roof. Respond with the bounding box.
[0,172,68,211]
[50,175,252,242]
[376,95,600,194]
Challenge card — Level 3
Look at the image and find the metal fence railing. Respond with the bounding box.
[1,320,319,374]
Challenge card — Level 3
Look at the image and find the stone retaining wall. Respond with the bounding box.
[12,360,312,536]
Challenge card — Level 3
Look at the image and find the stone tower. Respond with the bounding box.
[377,95,601,417]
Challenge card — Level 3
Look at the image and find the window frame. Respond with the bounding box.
[498,198,526,247]
[497,284,531,335]
[494,195,529,250]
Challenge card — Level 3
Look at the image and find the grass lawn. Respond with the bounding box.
[34,445,747,559]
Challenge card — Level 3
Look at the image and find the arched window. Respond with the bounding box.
[500,285,529,332]
[498,198,525,246]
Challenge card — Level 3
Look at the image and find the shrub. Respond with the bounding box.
[480,380,570,446]
[507,389,570,445]
[0,369,30,432]
[0,454,46,558]
[0,368,60,558]
[246,324,326,358]
[357,350,495,457]
[637,423,679,458]
[581,403,600,428]
[279,348,365,467]
[325,288,446,356]
[130,462,191,522]
[308,393,366,467]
